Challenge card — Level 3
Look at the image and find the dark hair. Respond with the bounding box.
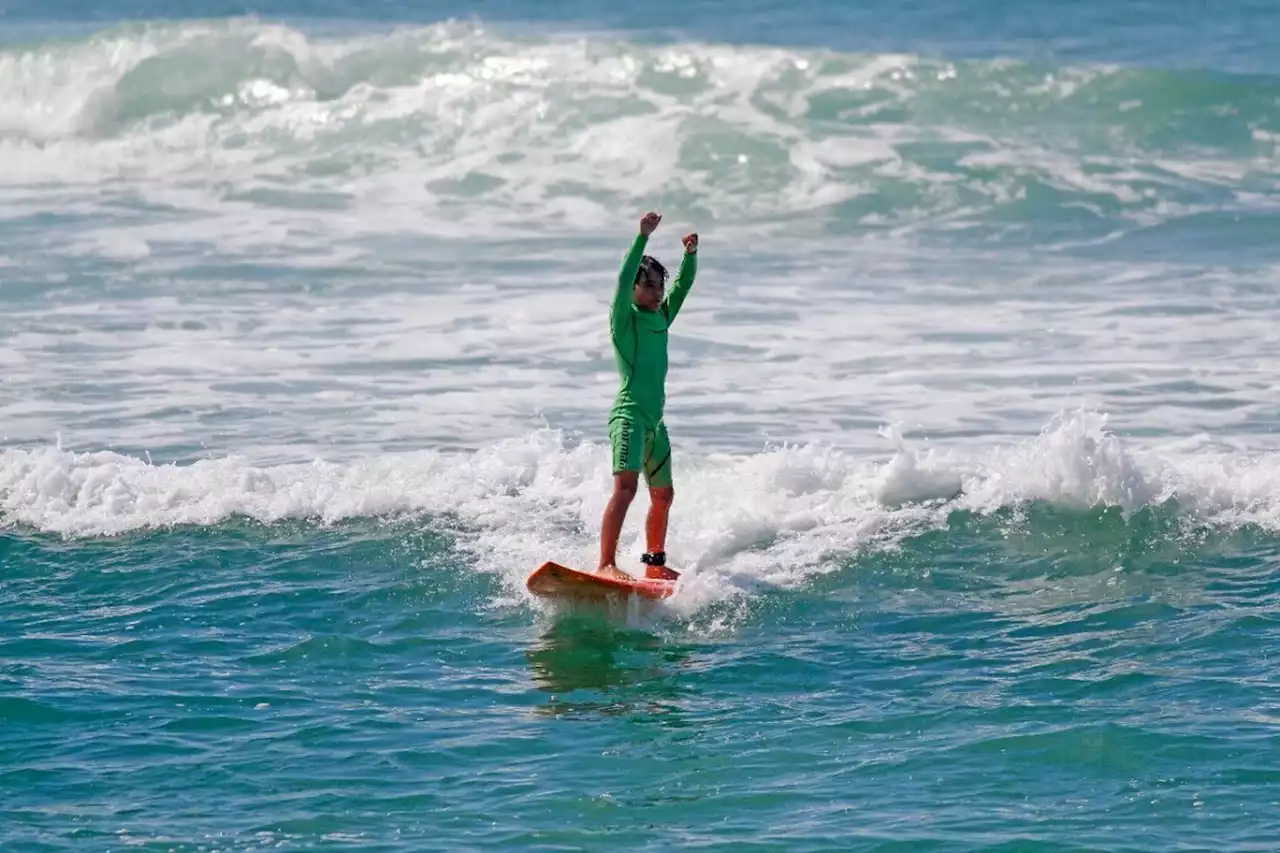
[636,255,668,285]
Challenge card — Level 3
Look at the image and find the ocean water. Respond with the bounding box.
[3,1,1280,849]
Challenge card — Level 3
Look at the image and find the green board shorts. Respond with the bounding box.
[609,415,673,488]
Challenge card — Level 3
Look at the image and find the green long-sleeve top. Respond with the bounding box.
[609,233,698,425]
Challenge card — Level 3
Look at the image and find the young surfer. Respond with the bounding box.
[597,211,698,581]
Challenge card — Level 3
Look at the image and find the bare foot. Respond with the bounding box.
[597,565,635,581]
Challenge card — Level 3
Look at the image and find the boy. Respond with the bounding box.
[598,211,698,581]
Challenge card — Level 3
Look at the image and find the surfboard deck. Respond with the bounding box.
[526,561,676,602]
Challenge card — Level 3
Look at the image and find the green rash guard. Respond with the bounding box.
[609,233,698,427]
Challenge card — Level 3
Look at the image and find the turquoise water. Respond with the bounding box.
[7,509,1280,849]
[4,1,1280,849]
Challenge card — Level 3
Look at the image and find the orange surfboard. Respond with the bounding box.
[526,561,676,602]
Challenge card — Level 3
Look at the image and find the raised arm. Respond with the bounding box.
[662,232,698,324]
[612,212,661,329]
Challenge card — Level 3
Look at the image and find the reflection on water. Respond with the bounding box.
[526,611,695,720]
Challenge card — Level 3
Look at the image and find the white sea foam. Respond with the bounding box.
[5,410,1280,622]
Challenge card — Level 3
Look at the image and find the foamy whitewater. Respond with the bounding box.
[4,9,1280,852]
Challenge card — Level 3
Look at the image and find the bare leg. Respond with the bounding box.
[645,486,674,555]
[598,472,639,579]
[643,486,680,579]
